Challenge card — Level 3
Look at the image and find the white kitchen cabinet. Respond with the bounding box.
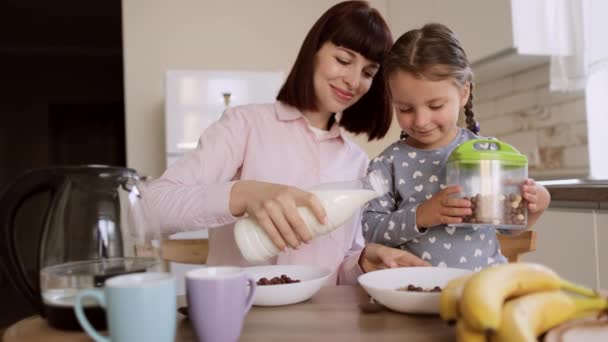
[164,70,285,167]
[522,209,599,288]
[596,211,608,288]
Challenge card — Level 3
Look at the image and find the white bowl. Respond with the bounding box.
[244,265,332,306]
[358,267,472,314]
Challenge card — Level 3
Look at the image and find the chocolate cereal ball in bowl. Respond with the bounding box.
[244,265,332,306]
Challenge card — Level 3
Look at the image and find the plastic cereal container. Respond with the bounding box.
[446,139,528,229]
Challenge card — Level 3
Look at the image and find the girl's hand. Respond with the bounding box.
[359,243,430,272]
[415,185,472,229]
[522,178,550,214]
[229,180,327,250]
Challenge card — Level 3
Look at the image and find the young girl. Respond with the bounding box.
[145,1,428,285]
[362,23,551,270]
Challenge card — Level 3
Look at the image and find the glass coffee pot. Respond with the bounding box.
[0,165,162,330]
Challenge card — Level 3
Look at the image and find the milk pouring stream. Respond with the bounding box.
[234,171,388,263]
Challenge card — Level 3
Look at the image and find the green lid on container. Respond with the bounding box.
[448,139,527,167]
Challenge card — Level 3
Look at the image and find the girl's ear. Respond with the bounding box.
[460,81,471,107]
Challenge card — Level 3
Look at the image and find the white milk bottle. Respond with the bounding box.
[234,170,388,263]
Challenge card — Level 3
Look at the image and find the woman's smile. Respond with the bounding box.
[331,85,354,102]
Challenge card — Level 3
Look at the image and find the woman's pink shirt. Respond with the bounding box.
[145,102,369,284]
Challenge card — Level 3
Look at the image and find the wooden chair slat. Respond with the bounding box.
[161,239,209,264]
[497,230,537,263]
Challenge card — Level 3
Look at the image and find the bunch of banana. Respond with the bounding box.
[438,262,608,342]
[493,290,607,342]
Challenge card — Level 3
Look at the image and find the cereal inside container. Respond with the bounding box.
[446,139,528,229]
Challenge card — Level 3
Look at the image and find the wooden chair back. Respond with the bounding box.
[158,231,536,266]
[497,230,537,263]
[161,239,209,264]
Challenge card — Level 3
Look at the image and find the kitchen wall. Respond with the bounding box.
[386,0,514,63]
[473,64,588,179]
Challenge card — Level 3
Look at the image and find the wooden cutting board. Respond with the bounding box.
[544,314,608,342]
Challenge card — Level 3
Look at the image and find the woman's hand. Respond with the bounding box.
[416,185,472,229]
[359,243,430,272]
[229,180,327,251]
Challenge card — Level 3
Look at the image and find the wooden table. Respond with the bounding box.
[3,286,455,341]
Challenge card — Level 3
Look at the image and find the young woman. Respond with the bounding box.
[146,1,428,285]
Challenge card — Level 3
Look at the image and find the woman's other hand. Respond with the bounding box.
[359,243,430,272]
[229,180,327,250]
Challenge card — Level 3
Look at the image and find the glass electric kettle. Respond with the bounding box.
[0,165,162,330]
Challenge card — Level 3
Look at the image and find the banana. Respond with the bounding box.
[439,273,473,324]
[491,290,608,342]
[460,263,597,332]
[456,319,487,342]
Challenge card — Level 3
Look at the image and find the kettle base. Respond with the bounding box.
[44,304,107,331]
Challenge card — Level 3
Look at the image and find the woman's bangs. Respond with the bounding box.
[330,15,390,63]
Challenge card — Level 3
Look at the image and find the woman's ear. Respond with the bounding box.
[460,81,471,107]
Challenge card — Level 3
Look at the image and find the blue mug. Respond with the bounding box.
[74,272,176,342]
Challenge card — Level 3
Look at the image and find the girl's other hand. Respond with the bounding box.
[522,178,550,214]
[229,180,327,250]
[415,185,472,228]
[359,243,430,272]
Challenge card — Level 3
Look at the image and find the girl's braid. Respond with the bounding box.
[464,83,480,134]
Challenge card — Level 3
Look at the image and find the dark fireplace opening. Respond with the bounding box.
[49,103,126,166]
[0,0,124,329]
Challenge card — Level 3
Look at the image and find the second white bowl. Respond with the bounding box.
[358,266,472,314]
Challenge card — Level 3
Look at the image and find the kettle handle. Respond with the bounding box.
[0,168,61,314]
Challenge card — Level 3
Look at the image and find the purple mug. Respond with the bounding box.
[186,267,256,342]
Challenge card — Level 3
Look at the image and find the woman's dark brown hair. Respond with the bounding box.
[276,1,393,141]
[384,23,479,138]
